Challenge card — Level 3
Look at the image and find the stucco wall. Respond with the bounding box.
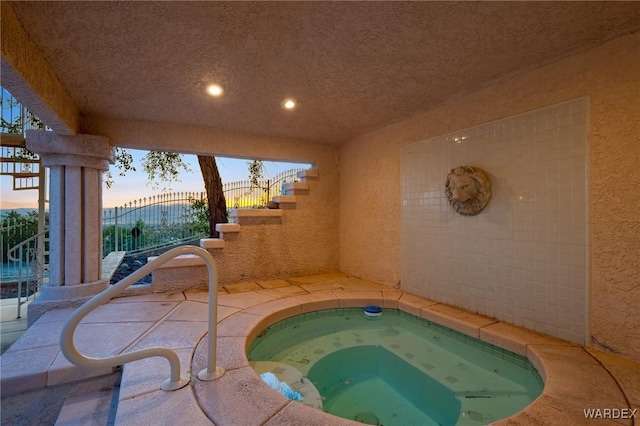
[339,32,640,361]
[0,2,79,135]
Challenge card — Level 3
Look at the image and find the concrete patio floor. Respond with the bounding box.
[0,296,32,355]
[1,272,639,425]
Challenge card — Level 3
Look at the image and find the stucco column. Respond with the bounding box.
[25,130,114,325]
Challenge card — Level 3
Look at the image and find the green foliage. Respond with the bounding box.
[248,160,265,188]
[142,151,192,190]
[104,148,137,189]
[187,197,210,236]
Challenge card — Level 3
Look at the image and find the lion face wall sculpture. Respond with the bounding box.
[445,166,492,216]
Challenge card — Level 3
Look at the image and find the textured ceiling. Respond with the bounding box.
[8,1,640,144]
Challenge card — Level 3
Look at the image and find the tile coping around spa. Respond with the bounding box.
[1,273,638,426]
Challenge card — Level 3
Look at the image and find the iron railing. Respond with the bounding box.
[101,192,209,256]
[1,216,46,277]
[223,168,302,209]
[1,87,46,135]
[6,229,49,318]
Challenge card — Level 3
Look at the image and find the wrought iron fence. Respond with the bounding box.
[223,168,302,209]
[101,168,302,255]
[102,192,209,256]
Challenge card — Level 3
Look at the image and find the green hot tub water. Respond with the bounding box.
[247,308,543,426]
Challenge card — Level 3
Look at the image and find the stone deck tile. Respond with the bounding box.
[115,386,212,426]
[256,279,292,289]
[217,291,277,309]
[585,348,640,412]
[0,345,60,396]
[381,289,403,308]
[192,365,288,426]
[119,348,193,401]
[331,290,384,307]
[37,307,76,322]
[241,297,303,321]
[297,280,346,293]
[5,319,65,353]
[420,303,498,338]
[286,291,341,313]
[48,322,155,386]
[184,288,210,303]
[193,334,249,374]
[110,292,186,303]
[165,300,240,323]
[165,300,209,322]
[127,320,208,351]
[509,345,632,426]
[480,321,575,356]
[217,311,266,339]
[264,400,357,426]
[256,285,307,298]
[82,301,180,323]
[55,388,114,426]
[335,277,390,291]
[224,281,262,293]
[287,272,349,284]
[396,292,438,315]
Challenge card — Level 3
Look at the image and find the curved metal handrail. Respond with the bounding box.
[7,228,48,318]
[60,245,224,391]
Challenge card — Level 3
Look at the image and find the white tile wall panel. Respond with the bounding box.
[401,98,588,344]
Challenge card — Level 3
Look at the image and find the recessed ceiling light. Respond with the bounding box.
[206,84,223,97]
[282,99,296,110]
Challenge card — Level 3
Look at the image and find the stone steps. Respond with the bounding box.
[151,169,318,270]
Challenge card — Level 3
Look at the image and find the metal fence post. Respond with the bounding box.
[114,206,119,252]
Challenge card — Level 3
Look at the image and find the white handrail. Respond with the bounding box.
[60,245,225,391]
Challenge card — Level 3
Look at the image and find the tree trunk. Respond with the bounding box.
[197,155,228,237]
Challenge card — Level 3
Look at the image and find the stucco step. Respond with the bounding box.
[150,254,205,268]
[272,195,296,204]
[215,223,240,234]
[283,181,309,194]
[297,169,318,181]
[199,238,225,249]
[229,208,283,225]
